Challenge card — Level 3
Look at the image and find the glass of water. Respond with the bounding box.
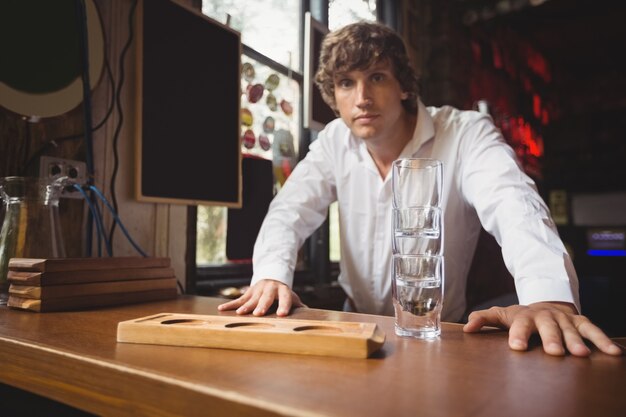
[392,207,443,256]
[392,158,443,209]
[392,254,444,338]
[391,158,444,339]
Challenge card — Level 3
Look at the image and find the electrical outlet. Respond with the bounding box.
[39,156,88,199]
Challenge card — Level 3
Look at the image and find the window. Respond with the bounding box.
[195,0,381,289]
[327,0,377,263]
[201,0,300,70]
[197,0,302,268]
[196,56,300,266]
[328,0,376,30]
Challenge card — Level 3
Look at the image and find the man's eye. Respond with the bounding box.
[338,79,353,88]
[371,73,385,82]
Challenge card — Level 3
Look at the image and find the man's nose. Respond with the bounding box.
[355,82,372,108]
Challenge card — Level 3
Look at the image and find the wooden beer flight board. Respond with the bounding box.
[117,313,386,358]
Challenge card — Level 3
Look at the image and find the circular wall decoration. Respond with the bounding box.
[0,0,104,118]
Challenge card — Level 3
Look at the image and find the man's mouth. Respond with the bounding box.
[354,114,378,122]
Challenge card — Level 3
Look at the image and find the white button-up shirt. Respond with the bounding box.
[251,100,580,322]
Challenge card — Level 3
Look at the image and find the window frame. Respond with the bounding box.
[193,1,313,294]
[191,0,397,295]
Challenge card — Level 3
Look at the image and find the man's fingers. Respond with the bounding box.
[217,292,250,312]
[465,302,623,356]
[556,314,591,357]
[217,298,242,311]
[252,287,277,316]
[462,312,489,333]
[276,285,294,316]
[463,306,515,333]
[533,311,566,356]
[465,306,535,352]
[573,317,623,356]
[236,286,265,314]
[507,313,535,351]
[217,280,308,318]
[533,305,621,356]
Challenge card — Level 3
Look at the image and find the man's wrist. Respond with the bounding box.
[530,301,577,314]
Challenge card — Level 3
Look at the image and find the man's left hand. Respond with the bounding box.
[463,302,623,357]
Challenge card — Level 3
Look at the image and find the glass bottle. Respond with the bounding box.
[0,176,66,305]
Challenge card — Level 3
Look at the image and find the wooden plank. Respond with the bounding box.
[9,277,177,300]
[7,288,178,312]
[8,257,170,272]
[7,267,175,286]
[117,313,386,359]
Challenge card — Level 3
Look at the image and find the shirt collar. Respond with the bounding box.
[398,98,435,158]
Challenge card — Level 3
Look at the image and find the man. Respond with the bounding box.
[219,21,622,357]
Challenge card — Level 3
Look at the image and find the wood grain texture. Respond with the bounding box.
[7,267,175,286]
[7,288,177,312]
[117,313,385,358]
[0,296,624,417]
[9,277,177,300]
[8,257,170,272]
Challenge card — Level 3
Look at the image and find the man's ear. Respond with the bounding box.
[400,91,409,100]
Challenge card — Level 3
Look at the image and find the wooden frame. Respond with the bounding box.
[303,11,336,132]
[135,0,242,207]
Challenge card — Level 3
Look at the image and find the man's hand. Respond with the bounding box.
[463,302,623,357]
[217,279,305,317]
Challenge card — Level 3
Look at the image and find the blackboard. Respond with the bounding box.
[136,0,242,207]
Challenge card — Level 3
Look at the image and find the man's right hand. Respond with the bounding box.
[217,279,305,317]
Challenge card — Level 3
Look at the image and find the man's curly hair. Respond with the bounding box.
[314,21,419,115]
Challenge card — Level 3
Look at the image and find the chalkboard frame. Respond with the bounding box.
[303,12,336,132]
[135,0,242,207]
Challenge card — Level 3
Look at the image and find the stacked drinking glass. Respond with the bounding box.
[391,158,444,338]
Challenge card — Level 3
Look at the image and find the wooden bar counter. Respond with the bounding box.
[0,295,624,417]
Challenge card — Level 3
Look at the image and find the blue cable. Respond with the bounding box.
[73,184,112,257]
[72,184,101,256]
[89,185,185,295]
[92,192,112,257]
[88,185,148,257]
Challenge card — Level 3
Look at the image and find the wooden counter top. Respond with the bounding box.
[0,296,624,417]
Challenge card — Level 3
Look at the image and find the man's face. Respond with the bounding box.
[333,60,409,142]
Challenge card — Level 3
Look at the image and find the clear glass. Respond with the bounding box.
[393,207,442,237]
[391,159,444,338]
[392,207,443,256]
[202,0,301,70]
[392,158,443,209]
[0,176,67,305]
[329,0,377,30]
[392,254,444,338]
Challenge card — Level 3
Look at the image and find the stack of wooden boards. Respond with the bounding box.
[6,257,178,312]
